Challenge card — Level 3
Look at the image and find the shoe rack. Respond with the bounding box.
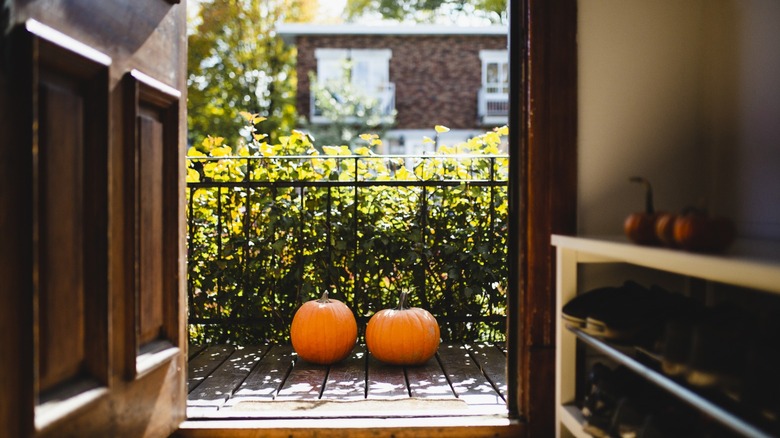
[553,234,780,438]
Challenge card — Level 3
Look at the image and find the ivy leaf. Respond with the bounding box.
[211,146,232,157]
[187,147,205,157]
[187,168,201,183]
[322,146,342,156]
[354,146,372,156]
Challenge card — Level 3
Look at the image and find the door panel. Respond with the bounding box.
[38,79,88,393]
[0,1,187,436]
[125,69,183,379]
[138,112,166,345]
[31,22,112,430]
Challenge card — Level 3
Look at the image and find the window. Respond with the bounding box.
[312,48,394,123]
[479,50,509,124]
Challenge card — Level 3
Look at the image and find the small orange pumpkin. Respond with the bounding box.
[673,208,735,253]
[290,290,357,365]
[654,212,679,247]
[624,177,663,245]
[366,290,440,366]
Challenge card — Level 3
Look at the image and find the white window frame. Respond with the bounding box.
[479,50,509,124]
[312,48,393,123]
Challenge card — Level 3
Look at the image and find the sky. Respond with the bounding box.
[318,0,347,21]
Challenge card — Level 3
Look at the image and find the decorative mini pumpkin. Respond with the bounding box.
[673,208,735,253]
[290,290,357,365]
[624,177,663,245]
[366,290,440,366]
[654,212,679,247]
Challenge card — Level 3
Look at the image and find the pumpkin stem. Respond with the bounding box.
[629,176,654,214]
[396,290,410,310]
[317,290,330,303]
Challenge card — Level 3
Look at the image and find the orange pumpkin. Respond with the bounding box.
[673,209,735,253]
[654,212,679,247]
[290,290,357,365]
[366,290,440,366]
[624,177,663,245]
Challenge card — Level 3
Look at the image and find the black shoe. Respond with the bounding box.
[660,300,706,377]
[610,397,648,438]
[742,309,780,431]
[582,365,644,431]
[582,281,650,340]
[686,303,752,392]
[562,285,625,330]
[585,281,677,342]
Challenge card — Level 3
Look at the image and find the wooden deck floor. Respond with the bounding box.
[187,343,508,420]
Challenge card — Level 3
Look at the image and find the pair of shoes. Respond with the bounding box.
[562,280,651,338]
[741,309,780,433]
[660,302,753,394]
[563,281,695,344]
[581,363,702,437]
[581,364,644,437]
[588,284,697,345]
[562,285,627,330]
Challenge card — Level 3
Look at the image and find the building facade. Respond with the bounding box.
[277,24,508,154]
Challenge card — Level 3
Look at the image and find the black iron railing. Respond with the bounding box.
[186,154,509,345]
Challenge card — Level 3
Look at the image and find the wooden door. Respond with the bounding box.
[0,1,188,437]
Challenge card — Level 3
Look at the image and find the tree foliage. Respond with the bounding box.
[188,0,312,150]
[345,0,508,24]
[187,118,509,345]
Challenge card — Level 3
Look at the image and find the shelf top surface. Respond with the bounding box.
[551,235,780,294]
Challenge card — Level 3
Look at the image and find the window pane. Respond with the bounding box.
[487,63,499,84]
[319,59,344,84]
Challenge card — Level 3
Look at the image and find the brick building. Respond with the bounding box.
[277,24,508,154]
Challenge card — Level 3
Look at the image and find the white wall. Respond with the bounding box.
[578,0,780,241]
[703,0,780,239]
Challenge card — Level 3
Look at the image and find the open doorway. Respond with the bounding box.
[179,0,577,436]
[185,0,509,419]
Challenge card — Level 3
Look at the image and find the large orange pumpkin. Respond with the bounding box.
[366,290,440,366]
[290,291,357,365]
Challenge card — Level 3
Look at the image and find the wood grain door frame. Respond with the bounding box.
[507,0,578,436]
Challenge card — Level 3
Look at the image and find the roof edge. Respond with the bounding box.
[275,23,508,40]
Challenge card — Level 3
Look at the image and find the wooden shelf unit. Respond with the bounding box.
[552,235,780,437]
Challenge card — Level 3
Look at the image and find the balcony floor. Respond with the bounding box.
[187,342,508,420]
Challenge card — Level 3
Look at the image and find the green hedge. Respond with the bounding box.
[187,119,509,345]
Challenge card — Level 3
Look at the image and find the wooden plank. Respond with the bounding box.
[466,343,508,400]
[366,353,408,399]
[230,345,296,400]
[188,344,206,361]
[187,345,235,393]
[275,352,329,400]
[175,416,526,438]
[405,354,456,399]
[187,345,267,408]
[320,344,366,400]
[437,343,503,405]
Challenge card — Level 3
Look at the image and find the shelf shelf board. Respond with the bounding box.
[570,328,774,438]
[551,235,780,294]
[559,404,589,438]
